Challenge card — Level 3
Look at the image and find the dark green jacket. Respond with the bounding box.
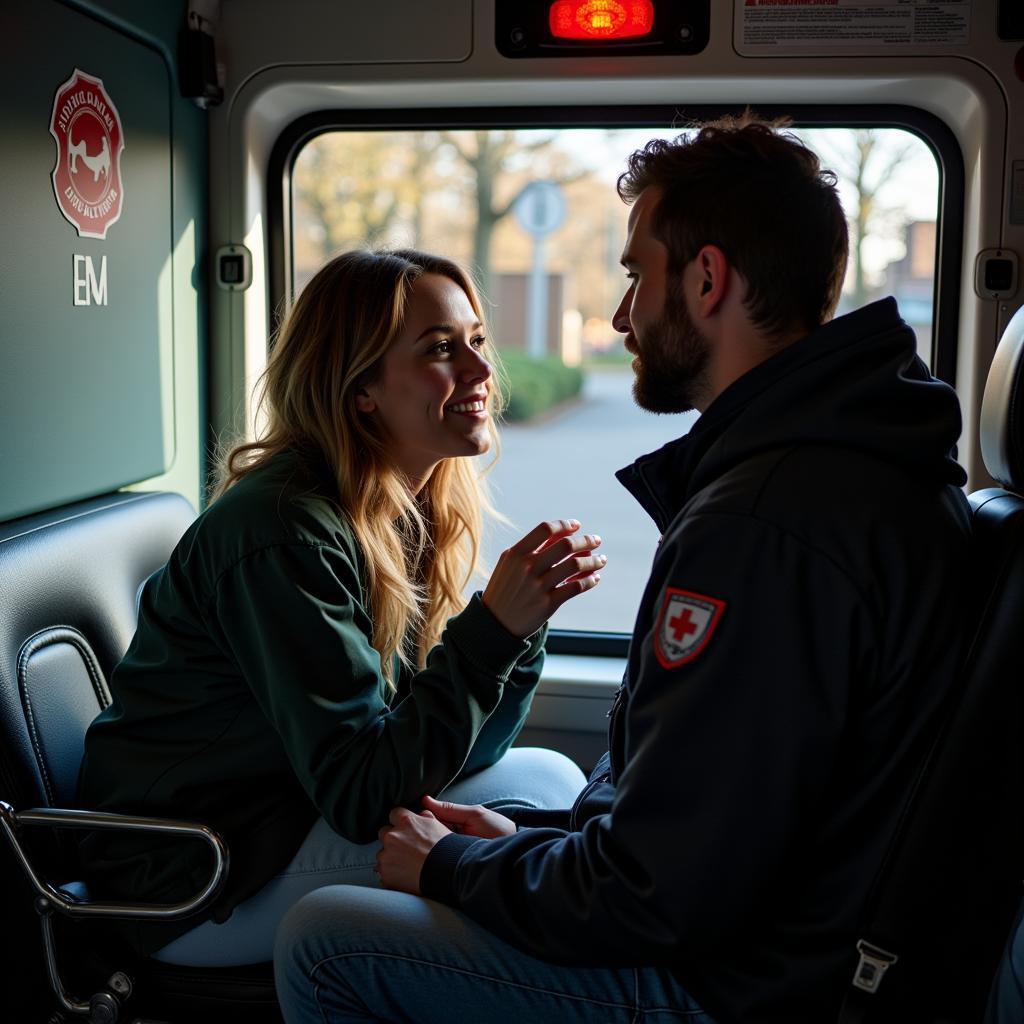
[77,449,544,949]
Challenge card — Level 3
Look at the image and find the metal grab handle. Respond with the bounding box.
[0,800,228,920]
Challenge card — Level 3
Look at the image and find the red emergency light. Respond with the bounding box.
[548,0,655,41]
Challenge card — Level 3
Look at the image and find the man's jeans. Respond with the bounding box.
[153,747,586,967]
[274,886,715,1024]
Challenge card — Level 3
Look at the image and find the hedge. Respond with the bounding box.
[499,350,584,422]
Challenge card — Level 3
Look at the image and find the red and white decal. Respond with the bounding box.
[654,587,726,670]
[50,69,125,239]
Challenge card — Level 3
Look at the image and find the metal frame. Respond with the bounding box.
[0,800,228,1020]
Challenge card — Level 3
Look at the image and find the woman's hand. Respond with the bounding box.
[422,794,517,838]
[482,519,605,638]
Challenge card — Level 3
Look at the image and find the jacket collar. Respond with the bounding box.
[615,298,964,532]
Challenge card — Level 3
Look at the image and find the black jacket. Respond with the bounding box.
[422,299,974,1024]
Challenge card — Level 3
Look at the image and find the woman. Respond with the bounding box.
[77,249,602,966]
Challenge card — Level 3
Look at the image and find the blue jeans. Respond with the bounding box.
[273,886,715,1023]
[153,748,586,967]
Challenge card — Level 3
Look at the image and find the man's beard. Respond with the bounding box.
[632,283,711,414]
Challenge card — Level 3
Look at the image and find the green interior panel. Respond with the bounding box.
[0,0,176,520]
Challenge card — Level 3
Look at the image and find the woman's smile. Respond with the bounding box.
[445,392,489,418]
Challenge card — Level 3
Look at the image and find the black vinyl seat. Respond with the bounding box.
[0,491,280,1023]
[976,306,1024,1023]
[835,307,1024,1023]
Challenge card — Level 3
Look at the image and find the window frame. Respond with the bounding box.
[268,103,964,658]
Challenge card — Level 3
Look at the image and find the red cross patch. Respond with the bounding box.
[654,588,726,669]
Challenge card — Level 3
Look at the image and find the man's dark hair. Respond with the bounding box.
[617,112,849,336]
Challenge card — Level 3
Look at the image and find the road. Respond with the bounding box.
[481,369,698,633]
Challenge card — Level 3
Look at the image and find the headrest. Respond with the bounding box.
[980,304,1024,492]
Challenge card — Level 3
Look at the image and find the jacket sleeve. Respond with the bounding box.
[457,617,546,776]
[208,541,534,843]
[420,511,876,963]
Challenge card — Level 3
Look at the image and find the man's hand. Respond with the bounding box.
[422,794,517,838]
[376,808,451,895]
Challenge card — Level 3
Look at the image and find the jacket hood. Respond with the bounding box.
[617,298,966,532]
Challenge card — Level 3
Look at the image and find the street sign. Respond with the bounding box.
[513,181,567,238]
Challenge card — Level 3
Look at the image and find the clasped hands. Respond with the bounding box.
[375,794,516,894]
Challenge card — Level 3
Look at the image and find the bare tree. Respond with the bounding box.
[440,130,588,299]
[293,131,444,264]
[801,128,918,306]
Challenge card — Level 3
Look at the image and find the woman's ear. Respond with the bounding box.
[354,387,376,414]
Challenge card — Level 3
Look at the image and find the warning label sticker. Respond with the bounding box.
[736,0,971,54]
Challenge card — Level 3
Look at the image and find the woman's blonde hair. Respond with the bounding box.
[212,249,504,688]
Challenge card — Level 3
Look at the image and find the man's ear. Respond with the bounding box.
[354,387,376,414]
[694,245,729,315]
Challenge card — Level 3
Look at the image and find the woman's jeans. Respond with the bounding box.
[273,887,715,1024]
[153,747,586,966]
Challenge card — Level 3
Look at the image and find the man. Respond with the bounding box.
[273,114,973,1023]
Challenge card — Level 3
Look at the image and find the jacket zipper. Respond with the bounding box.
[568,682,626,830]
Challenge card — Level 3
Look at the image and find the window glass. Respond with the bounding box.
[292,125,940,633]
